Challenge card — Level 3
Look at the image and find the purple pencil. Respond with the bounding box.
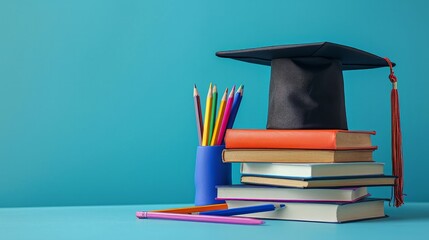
[136,211,264,225]
[216,85,235,146]
[194,85,203,145]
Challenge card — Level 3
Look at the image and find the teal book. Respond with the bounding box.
[216,185,369,203]
[241,162,384,179]
[225,198,387,223]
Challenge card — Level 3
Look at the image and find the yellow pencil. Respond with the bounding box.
[202,83,213,146]
[210,88,228,146]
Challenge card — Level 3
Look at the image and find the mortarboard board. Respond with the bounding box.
[216,42,404,206]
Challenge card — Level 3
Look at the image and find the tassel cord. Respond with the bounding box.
[385,57,404,207]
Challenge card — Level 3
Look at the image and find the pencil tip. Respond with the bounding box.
[193,85,199,96]
[207,83,213,96]
[222,88,228,98]
[238,85,244,95]
[229,86,235,97]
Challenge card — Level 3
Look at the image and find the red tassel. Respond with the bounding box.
[385,58,404,207]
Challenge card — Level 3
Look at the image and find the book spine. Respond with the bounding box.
[225,130,374,149]
[225,130,337,149]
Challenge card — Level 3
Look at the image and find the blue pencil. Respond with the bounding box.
[199,203,284,216]
[226,85,243,130]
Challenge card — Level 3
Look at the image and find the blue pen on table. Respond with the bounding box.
[199,203,285,216]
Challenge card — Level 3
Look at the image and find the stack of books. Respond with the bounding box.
[218,129,395,223]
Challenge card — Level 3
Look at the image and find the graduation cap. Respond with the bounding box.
[216,42,404,207]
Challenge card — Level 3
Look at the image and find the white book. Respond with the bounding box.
[241,162,384,178]
[226,199,386,223]
[217,185,368,202]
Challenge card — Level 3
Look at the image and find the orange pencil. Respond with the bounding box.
[210,88,228,146]
[152,203,228,214]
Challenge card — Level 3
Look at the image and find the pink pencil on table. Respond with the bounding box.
[216,85,235,146]
[136,211,264,225]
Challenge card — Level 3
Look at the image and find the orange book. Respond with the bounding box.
[224,129,376,150]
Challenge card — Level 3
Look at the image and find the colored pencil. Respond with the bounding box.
[208,85,218,144]
[210,88,228,146]
[226,85,243,130]
[216,85,235,146]
[152,203,228,214]
[136,211,264,225]
[193,85,203,145]
[200,204,285,216]
[201,83,213,146]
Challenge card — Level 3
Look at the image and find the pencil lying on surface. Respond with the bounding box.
[136,211,264,225]
[151,203,228,214]
[199,203,284,216]
[193,85,203,145]
[210,88,228,146]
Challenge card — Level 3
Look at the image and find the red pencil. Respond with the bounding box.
[194,84,203,145]
[216,85,235,145]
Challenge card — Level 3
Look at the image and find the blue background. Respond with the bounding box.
[0,0,427,207]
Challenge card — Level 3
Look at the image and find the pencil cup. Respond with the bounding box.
[194,145,231,206]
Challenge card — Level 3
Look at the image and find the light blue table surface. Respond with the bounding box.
[1,203,428,240]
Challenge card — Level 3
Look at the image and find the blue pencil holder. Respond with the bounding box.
[194,145,231,206]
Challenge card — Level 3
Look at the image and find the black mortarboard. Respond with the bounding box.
[216,42,394,130]
[216,42,404,206]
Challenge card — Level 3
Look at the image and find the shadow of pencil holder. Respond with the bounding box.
[194,145,231,206]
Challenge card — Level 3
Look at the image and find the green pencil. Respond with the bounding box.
[208,84,218,144]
